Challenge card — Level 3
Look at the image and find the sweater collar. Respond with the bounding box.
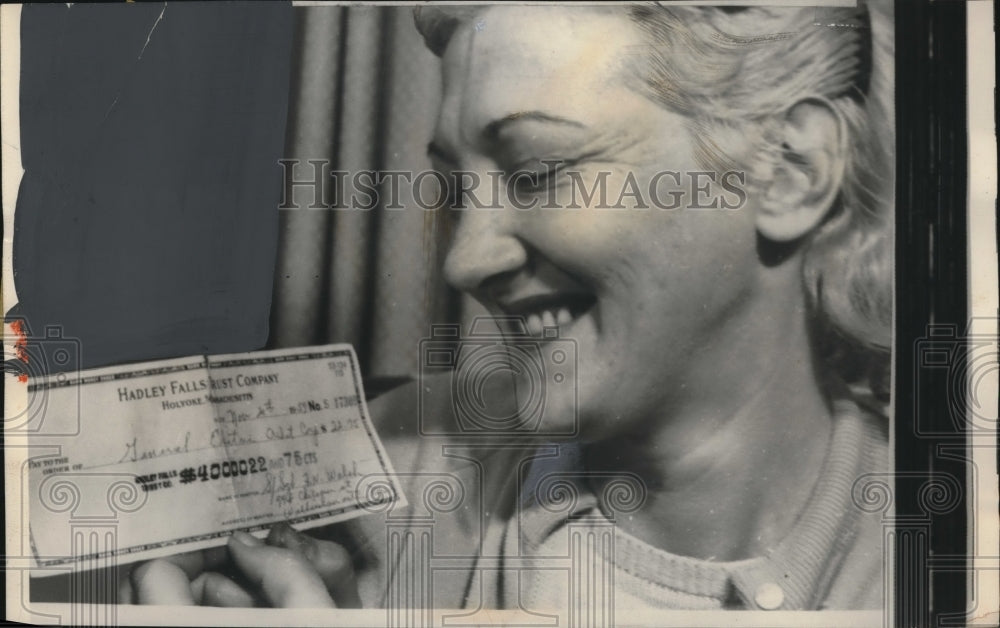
[517,397,874,610]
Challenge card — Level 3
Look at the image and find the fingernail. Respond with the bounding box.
[272,521,298,537]
[268,521,309,552]
[230,530,263,546]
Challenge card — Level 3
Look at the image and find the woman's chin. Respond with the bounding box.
[529,384,629,443]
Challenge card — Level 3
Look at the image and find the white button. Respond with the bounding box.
[754,582,784,610]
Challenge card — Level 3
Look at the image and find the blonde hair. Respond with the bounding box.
[415,2,894,396]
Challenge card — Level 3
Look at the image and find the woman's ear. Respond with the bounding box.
[756,98,847,242]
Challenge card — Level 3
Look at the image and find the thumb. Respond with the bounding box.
[227,531,335,608]
[130,559,196,605]
[267,523,362,608]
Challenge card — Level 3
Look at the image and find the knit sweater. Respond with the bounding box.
[482,397,888,614]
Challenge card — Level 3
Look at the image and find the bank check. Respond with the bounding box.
[26,345,405,569]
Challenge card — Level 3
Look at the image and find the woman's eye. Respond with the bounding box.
[514,171,550,192]
[510,161,565,193]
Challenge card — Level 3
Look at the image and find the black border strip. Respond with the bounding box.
[894,1,969,625]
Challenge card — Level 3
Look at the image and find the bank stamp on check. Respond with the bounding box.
[25,344,405,569]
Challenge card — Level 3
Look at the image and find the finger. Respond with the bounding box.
[131,559,196,605]
[118,572,134,604]
[190,571,257,607]
[227,531,335,608]
[267,523,361,608]
[266,522,310,553]
[304,537,362,607]
[161,545,230,579]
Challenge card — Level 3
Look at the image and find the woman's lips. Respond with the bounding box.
[496,293,597,338]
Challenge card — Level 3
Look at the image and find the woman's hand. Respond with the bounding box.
[122,523,361,608]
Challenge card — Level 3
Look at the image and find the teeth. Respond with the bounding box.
[522,307,576,337]
[526,314,543,337]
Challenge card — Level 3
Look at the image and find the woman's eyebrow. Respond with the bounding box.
[484,111,586,140]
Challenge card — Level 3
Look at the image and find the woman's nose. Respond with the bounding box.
[443,209,528,294]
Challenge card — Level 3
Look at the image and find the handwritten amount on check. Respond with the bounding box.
[117,395,363,465]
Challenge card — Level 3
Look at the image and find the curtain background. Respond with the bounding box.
[268,6,474,378]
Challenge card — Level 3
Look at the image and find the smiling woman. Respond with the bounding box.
[418,1,892,609]
[128,1,894,617]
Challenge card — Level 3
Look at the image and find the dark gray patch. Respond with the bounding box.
[11,2,293,371]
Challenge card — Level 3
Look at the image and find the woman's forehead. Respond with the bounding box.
[438,7,641,126]
[445,7,639,77]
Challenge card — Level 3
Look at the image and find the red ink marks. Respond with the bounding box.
[10,320,30,382]
[11,320,29,360]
